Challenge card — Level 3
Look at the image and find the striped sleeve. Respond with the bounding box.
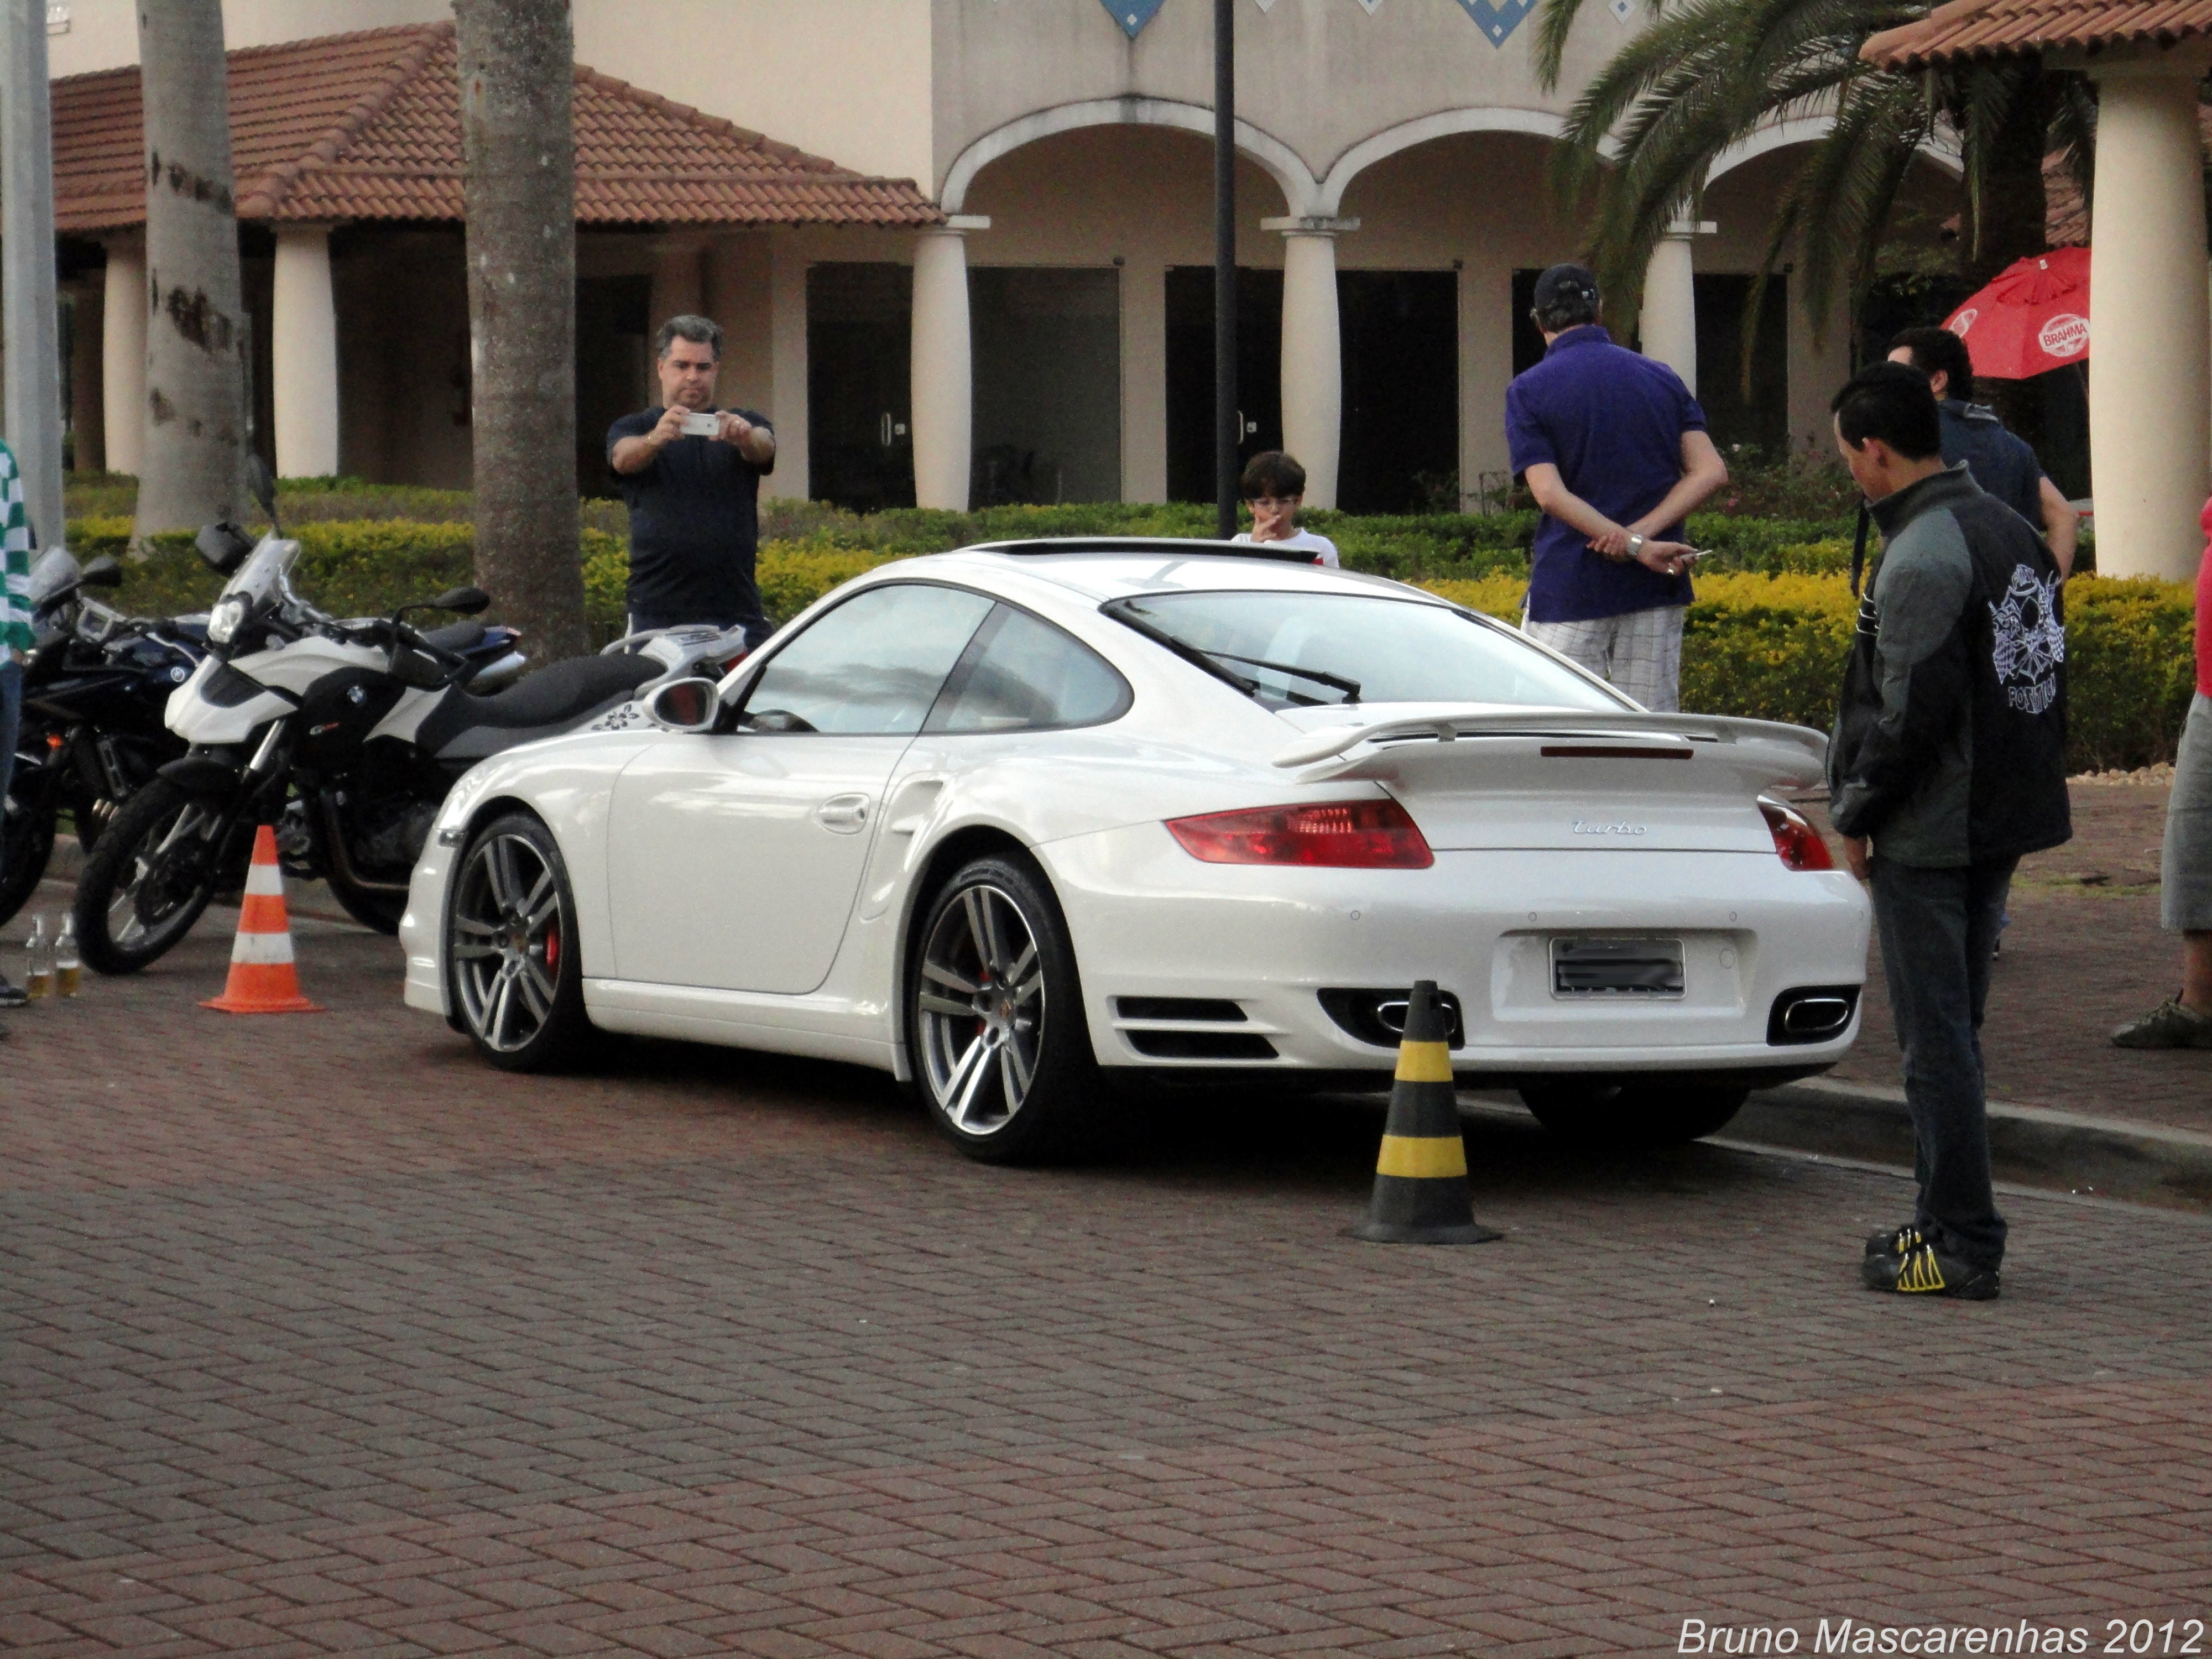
[0,442,32,653]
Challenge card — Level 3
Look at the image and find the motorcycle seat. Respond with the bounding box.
[419,619,489,654]
[417,651,665,762]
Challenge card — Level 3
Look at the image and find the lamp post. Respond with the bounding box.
[1213,0,1237,538]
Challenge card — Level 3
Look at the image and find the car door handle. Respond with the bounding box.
[815,792,871,833]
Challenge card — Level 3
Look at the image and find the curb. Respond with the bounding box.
[1733,1077,2212,1215]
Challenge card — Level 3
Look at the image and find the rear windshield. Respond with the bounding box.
[1104,591,1626,712]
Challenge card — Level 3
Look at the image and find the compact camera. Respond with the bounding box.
[679,410,721,437]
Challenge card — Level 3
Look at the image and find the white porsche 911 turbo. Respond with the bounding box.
[400,539,1870,1161]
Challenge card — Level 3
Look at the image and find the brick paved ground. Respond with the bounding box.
[5,873,2211,1656]
[1798,780,2210,1132]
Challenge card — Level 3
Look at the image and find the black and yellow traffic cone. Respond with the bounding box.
[1353,980,1500,1244]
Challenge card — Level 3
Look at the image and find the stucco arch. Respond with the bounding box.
[1707,114,1964,184]
[939,98,1319,216]
[1315,108,1618,218]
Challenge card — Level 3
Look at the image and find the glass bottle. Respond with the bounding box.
[53,915,80,998]
[23,915,53,1000]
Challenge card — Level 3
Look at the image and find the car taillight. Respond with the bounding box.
[1166,798,1434,869]
[1761,799,1834,871]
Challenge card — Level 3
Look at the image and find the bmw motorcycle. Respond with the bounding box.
[72,497,742,974]
[1,551,204,929]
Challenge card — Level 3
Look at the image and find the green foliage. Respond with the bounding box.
[2061,577,2201,772]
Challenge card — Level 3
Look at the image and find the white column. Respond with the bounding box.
[1120,257,1167,503]
[910,218,984,512]
[271,224,340,479]
[1265,215,1355,510]
[1639,220,1712,394]
[2088,57,2211,580]
[101,239,147,477]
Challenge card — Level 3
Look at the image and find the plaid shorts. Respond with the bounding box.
[1521,605,1686,712]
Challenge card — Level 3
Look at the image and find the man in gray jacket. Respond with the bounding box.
[1827,363,2071,1301]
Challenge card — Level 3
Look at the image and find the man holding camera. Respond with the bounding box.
[609,315,778,646]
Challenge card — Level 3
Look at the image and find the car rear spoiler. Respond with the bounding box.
[1271,706,1828,789]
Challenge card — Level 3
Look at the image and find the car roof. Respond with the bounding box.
[920,538,1458,607]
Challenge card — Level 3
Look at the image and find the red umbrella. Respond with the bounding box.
[1941,247,2090,380]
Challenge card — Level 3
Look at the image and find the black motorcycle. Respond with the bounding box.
[2,554,202,930]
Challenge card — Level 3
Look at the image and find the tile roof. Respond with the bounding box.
[53,21,941,234]
[1863,0,2212,68]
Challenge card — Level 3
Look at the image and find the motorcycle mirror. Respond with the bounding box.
[244,452,278,525]
[77,555,124,589]
[429,586,492,615]
[645,677,721,733]
[195,521,256,575]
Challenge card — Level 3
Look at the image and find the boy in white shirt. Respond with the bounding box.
[1229,451,1340,566]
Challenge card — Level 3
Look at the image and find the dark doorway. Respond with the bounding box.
[1693,273,1790,459]
[971,267,1120,505]
[809,262,915,512]
[1165,265,1281,503]
[1511,269,1548,377]
[1337,271,1458,514]
[576,274,651,499]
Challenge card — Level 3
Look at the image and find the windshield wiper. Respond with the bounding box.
[1102,600,1361,705]
[1197,650,1360,703]
[1103,602,1262,700]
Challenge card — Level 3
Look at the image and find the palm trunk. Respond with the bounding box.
[133,0,245,542]
[455,0,587,662]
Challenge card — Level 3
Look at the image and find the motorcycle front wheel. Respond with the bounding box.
[72,779,238,974]
[0,783,56,933]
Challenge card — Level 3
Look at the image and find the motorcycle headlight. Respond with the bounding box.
[207,594,250,646]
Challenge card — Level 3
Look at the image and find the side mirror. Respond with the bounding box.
[77,555,124,589]
[646,676,721,732]
[195,521,255,575]
[428,586,491,615]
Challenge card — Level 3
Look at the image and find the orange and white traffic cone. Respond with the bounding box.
[201,825,322,1014]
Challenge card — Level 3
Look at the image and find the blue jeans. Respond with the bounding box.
[1869,854,2016,1270]
[0,657,21,893]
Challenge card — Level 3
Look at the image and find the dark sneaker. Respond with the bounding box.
[0,975,24,1009]
[1861,1241,1999,1300]
[2111,998,2212,1050]
[1865,1222,1926,1259]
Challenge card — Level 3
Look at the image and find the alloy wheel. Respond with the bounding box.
[452,831,565,1053]
[917,882,1045,1135]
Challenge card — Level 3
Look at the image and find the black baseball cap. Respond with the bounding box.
[1532,263,1600,311]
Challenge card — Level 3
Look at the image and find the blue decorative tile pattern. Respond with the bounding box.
[1101,0,1167,36]
[1453,0,1536,45]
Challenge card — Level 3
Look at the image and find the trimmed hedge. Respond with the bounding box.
[78,514,2194,773]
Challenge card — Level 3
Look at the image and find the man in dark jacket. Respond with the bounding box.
[1828,362,2071,1301]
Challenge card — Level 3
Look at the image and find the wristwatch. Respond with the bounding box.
[1625,534,1645,562]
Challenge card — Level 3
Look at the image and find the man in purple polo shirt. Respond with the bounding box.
[1506,264,1729,711]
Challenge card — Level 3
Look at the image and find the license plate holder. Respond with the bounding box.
[1550,936,1686,998]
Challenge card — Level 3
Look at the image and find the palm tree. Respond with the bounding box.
[1531,0,2095,349]
[455,0,589,661]
[134,0,247,541]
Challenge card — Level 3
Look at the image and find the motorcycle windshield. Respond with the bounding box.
[25,549,79,609]
[218,538,302,611]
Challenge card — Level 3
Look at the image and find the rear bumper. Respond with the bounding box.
[1038,828,1872,1076]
